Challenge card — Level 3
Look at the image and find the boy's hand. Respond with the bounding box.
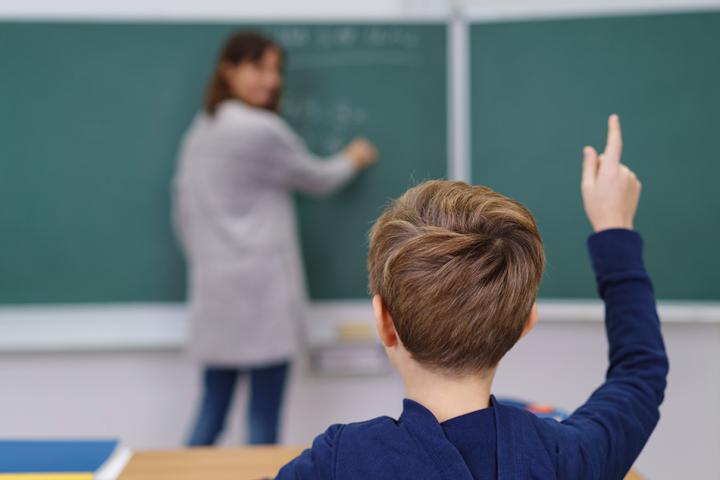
[581,114,642,232]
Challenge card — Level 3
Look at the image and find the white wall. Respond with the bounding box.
[2,1,719,479]
[1,320,717,479]
[3,0,720,19]
[0,0,406,19]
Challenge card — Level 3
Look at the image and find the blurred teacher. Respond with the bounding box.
[173,31,377,446]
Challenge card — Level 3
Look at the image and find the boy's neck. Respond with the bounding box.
[402,363,495,423]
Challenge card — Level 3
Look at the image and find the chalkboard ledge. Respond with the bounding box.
[0,300,718,353]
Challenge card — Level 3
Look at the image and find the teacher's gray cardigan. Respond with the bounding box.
[173,100,357,366]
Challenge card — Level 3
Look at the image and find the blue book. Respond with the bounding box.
[0,440,120,475]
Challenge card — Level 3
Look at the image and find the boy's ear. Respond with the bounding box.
[372,294,399,347]
[520,302,539,339]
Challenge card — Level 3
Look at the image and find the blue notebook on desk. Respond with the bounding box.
[0,440,119,477]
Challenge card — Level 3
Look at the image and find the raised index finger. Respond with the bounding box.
[602,114,623,167]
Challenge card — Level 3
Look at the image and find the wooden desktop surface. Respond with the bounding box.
[118,446,645,480]
[118,446,304,480]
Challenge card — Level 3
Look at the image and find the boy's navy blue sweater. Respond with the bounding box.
[277,229,669,479]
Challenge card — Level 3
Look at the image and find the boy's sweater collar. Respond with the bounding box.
[399,395,526,480]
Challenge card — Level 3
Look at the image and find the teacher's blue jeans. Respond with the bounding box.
[187,361,289,446]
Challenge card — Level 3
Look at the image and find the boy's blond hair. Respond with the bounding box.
[368,180,545,374]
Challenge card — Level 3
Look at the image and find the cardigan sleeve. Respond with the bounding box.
[555,229,669,480]
[259,116,357,197]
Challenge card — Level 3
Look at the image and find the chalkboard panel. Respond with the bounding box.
[471,12,720,300]
[0,22,447,303]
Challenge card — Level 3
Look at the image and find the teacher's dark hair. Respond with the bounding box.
[205,31,284,115]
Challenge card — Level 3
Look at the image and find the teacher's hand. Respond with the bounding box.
[344,138,378,170]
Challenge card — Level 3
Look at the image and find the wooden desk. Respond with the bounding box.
[118,447,303,480]
[118,446,645,480]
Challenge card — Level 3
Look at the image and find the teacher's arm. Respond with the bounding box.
[261,117,377,196]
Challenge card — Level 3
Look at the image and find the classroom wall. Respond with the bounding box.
[1,319,718,479]
[3,0,720,18]
[1,1,719,480]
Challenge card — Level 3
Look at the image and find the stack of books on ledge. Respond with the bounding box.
[0,440,131,480]
[309,321,390,376]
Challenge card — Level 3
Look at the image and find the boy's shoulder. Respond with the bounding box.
[278,402,604,479]
[275,415,416,480]
[314,402,566,478]
[323,414,462,479]
[321,414,402,450]
[327,401,567,456]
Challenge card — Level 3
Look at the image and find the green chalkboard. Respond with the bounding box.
[0,22,447,303]
[471,12,720,300]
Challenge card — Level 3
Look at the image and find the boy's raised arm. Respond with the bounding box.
[557,115,669,479]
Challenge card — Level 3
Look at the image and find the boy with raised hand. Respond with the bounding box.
[276,115,668,479]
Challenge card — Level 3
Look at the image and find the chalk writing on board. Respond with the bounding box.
[283,96,369,156]
[288,51,420,69]
[263,26,422,154]
[268,26,420,50]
